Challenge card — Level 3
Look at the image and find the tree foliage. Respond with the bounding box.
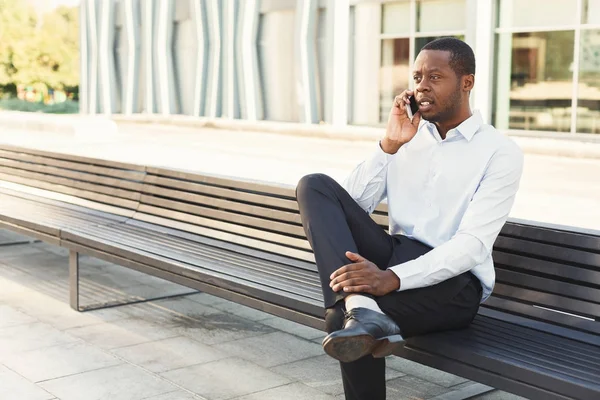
[0,0,79,91]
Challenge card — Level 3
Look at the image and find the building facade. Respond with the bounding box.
[79,0,600,135]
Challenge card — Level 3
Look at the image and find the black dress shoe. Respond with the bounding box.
[322,307,405,363]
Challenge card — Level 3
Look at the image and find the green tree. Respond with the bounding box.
[0,1,79,93]
[0,0,38,86]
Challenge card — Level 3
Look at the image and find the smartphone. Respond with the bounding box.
[406,96,419,119]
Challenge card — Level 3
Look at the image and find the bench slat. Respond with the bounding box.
[501,222,600,252]
[0,148,145,180]
[496,269,600,305]
[144,174,299,211]
[146,167,296,198]
[139,195,306,237]
[0,157,144,192]
[126,219,318,272]
[141,185,302,223]
[495,236,600,270]
[483,296,600,336]
[136,205,311,251]
[0,166,141,201]
[134,213,315,263]
[494,283,600,319]
[493,251,600,286]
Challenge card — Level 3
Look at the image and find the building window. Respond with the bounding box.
[379,0,466,122]
[494,0,600,134]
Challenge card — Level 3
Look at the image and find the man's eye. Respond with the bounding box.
[413,76,421,82]
[431,75,440,80]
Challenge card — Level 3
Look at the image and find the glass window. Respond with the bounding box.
[498,0,577,28]
[584,0,600,24]
[418,0,465,33]
[577,30,600,133]
[382,2,411,35]
[494,31,575,132]
[380,38,410,122]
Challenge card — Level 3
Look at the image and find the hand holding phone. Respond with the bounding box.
[381,90,422,154]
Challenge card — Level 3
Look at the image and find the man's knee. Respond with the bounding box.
[296,173,333,203]
[325,304,345,334]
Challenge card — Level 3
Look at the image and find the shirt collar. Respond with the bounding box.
[421,110,484,142]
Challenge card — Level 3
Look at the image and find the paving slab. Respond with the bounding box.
[0,365,55,400]
[112,336,230,373]
[275,354,405,397]
[2,341,121,382]
[160,357,291,400]
[471,390,528,400]
[386,356,469,387]
[214,331,323,368]
[387,374,451,399]
[0,304,37,328]
[39,363,177,400]
[0,322,80,360]
[141,391,202,400]
[208,300,275,322]
[65,318,179,350]
[170,312,276,345]
[117,298,221,326]
[231,382,336,400]
[260,316,325,340]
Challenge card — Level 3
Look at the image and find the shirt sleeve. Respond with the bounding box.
[342,142,394,214]
[389,142,524,291]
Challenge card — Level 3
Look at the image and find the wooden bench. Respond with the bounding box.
[0,144,599,400]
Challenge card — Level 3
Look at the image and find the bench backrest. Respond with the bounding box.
[488,221,600,336]
[134,166,317,268]
[0,145,146,216]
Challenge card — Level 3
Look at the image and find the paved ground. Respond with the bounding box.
[1,120,599,231]
[0,230,525,400]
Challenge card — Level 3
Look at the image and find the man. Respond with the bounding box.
[295,37,523,400]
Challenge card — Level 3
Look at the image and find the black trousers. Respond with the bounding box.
[296,173,482,400]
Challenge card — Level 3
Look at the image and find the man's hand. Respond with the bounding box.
[381,90,422,155]
[329,252,400,296]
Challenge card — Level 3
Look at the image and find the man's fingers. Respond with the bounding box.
[342,285,372,294]
[345,251,365,263]
[330,262,363,279]
[332,277,367,292]
[412,111,422,125]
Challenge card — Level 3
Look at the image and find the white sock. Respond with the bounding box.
[345,295,384,315]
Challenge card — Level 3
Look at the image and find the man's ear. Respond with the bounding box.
[462,74,475,92]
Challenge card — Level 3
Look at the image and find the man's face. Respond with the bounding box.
[412,50,463,123]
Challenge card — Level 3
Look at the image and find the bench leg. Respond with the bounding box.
[69,250,80,311]
[68,250,197,312]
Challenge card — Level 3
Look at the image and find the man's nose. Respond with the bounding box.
[415,78,430,93]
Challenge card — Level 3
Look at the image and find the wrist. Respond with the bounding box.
[383,269,401,293]
[380,137,402,155]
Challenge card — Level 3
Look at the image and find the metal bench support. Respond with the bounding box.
[69,250,197,312]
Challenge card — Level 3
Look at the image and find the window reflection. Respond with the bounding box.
[418,0,465,33]
[584,0,600,24]
[578,30,600,134]
[380,38,410,122]
[494,31,575,132]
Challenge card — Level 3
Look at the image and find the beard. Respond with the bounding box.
[422,84,463,123]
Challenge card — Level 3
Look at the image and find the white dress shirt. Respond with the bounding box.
[342,111,524,302]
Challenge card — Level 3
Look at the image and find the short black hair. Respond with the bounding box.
[421,37,475,77]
